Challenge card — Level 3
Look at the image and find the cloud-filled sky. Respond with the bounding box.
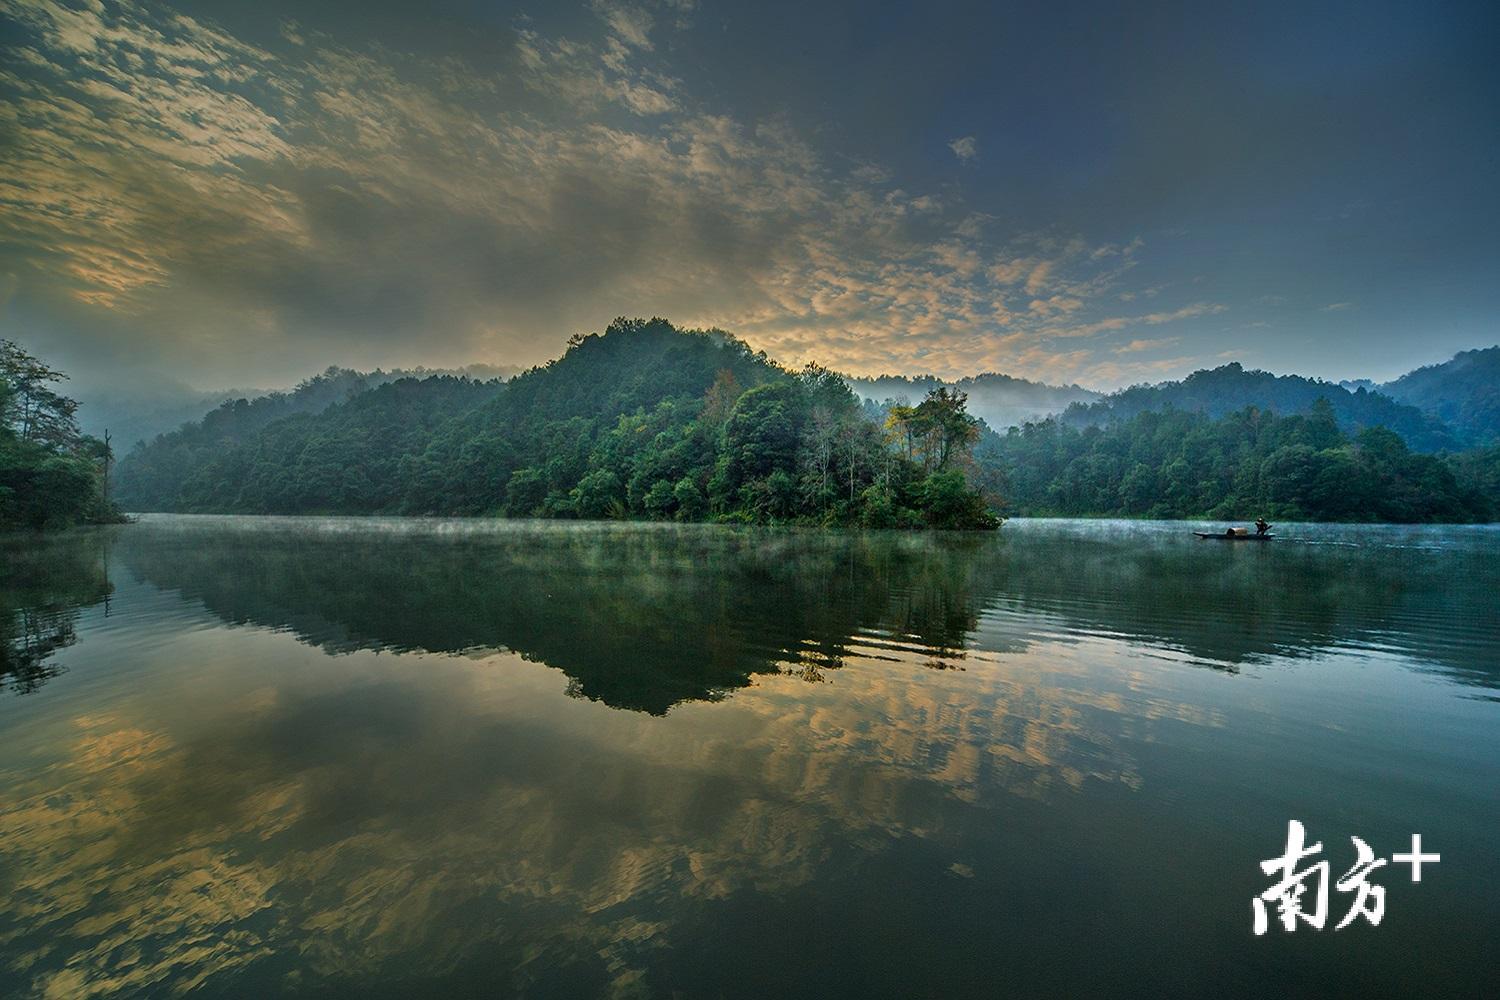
[1,0,1496,392]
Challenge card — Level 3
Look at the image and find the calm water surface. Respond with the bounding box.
[1,516,1496,998]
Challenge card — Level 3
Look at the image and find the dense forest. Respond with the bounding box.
[112,368,506,514]
[0,341,121,530]
[117,319,999,529]
[983,401,1495,522]
[1379,346,1500,445]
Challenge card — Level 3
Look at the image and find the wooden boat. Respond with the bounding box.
[1194,531,1273,541]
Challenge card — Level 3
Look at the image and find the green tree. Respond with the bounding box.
[0,340,80,448]
[570,469,624,519]
[918,470,1000,529]
[672,477,706,520]
[712,382,807,510]
[0,341,118,529]
[505,467,547,516]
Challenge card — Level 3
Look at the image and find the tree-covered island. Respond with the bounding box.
[115,319,1000,528]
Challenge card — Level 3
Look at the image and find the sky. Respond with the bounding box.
[1,0,1496,394]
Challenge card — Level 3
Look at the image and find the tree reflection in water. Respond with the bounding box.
[0,533,112,694]
[4,519,1497,703]
[102,518,1500,706]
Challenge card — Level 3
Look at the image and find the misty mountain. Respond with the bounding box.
[80,363,519,450]
[844,373,1100,431]
[112,365,514,512]
[1379,346,1500,445]
[113,372,508,514]
[77,382,272,452]
[1060,363,1461,452]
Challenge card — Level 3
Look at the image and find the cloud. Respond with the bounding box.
[0,0,1197,387]
[1113,337,1179,354]
[2,618,1172,997]
[1078,354,1201,386]
[1139,303,1226,324]
[1321,301,1353,311]
[948,135,977,163]
[595,5,652,49]
[1041,302,1226,340]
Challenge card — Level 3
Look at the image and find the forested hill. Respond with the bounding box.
[114,319,999,529]
[1379,346,1500,445]
[77,362,519,451]
[844,373,1099,431]
[1061,363,1459,452]
[111,366,508,511]
[983,404,1494,523]
[114,375,506,514]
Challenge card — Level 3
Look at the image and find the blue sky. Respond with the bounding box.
[1,0,1496,391]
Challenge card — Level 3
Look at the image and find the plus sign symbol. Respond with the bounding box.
[1392,835,1441,882]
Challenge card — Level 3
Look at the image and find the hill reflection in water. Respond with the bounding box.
[96,516,1500,707]
[1,517,1496,999]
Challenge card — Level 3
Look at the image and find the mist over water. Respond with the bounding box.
[2,517,1497,997]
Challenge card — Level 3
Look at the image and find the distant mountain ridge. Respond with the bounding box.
[848,349,1496,453]
[1378,346,1500,445]
[1059,362,1460,452]
[844,372,1101,431]
[80,363,519,449]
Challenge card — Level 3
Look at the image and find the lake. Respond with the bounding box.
[2,516,1496,998]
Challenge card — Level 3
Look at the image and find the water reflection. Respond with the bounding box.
[106,522,1003,712]
[0,534,112,694]
[103,517,1500,702]
[0,628,1169,997]
[0,518,1496,998]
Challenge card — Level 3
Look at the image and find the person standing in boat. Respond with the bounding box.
[1255,517,1271,535]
